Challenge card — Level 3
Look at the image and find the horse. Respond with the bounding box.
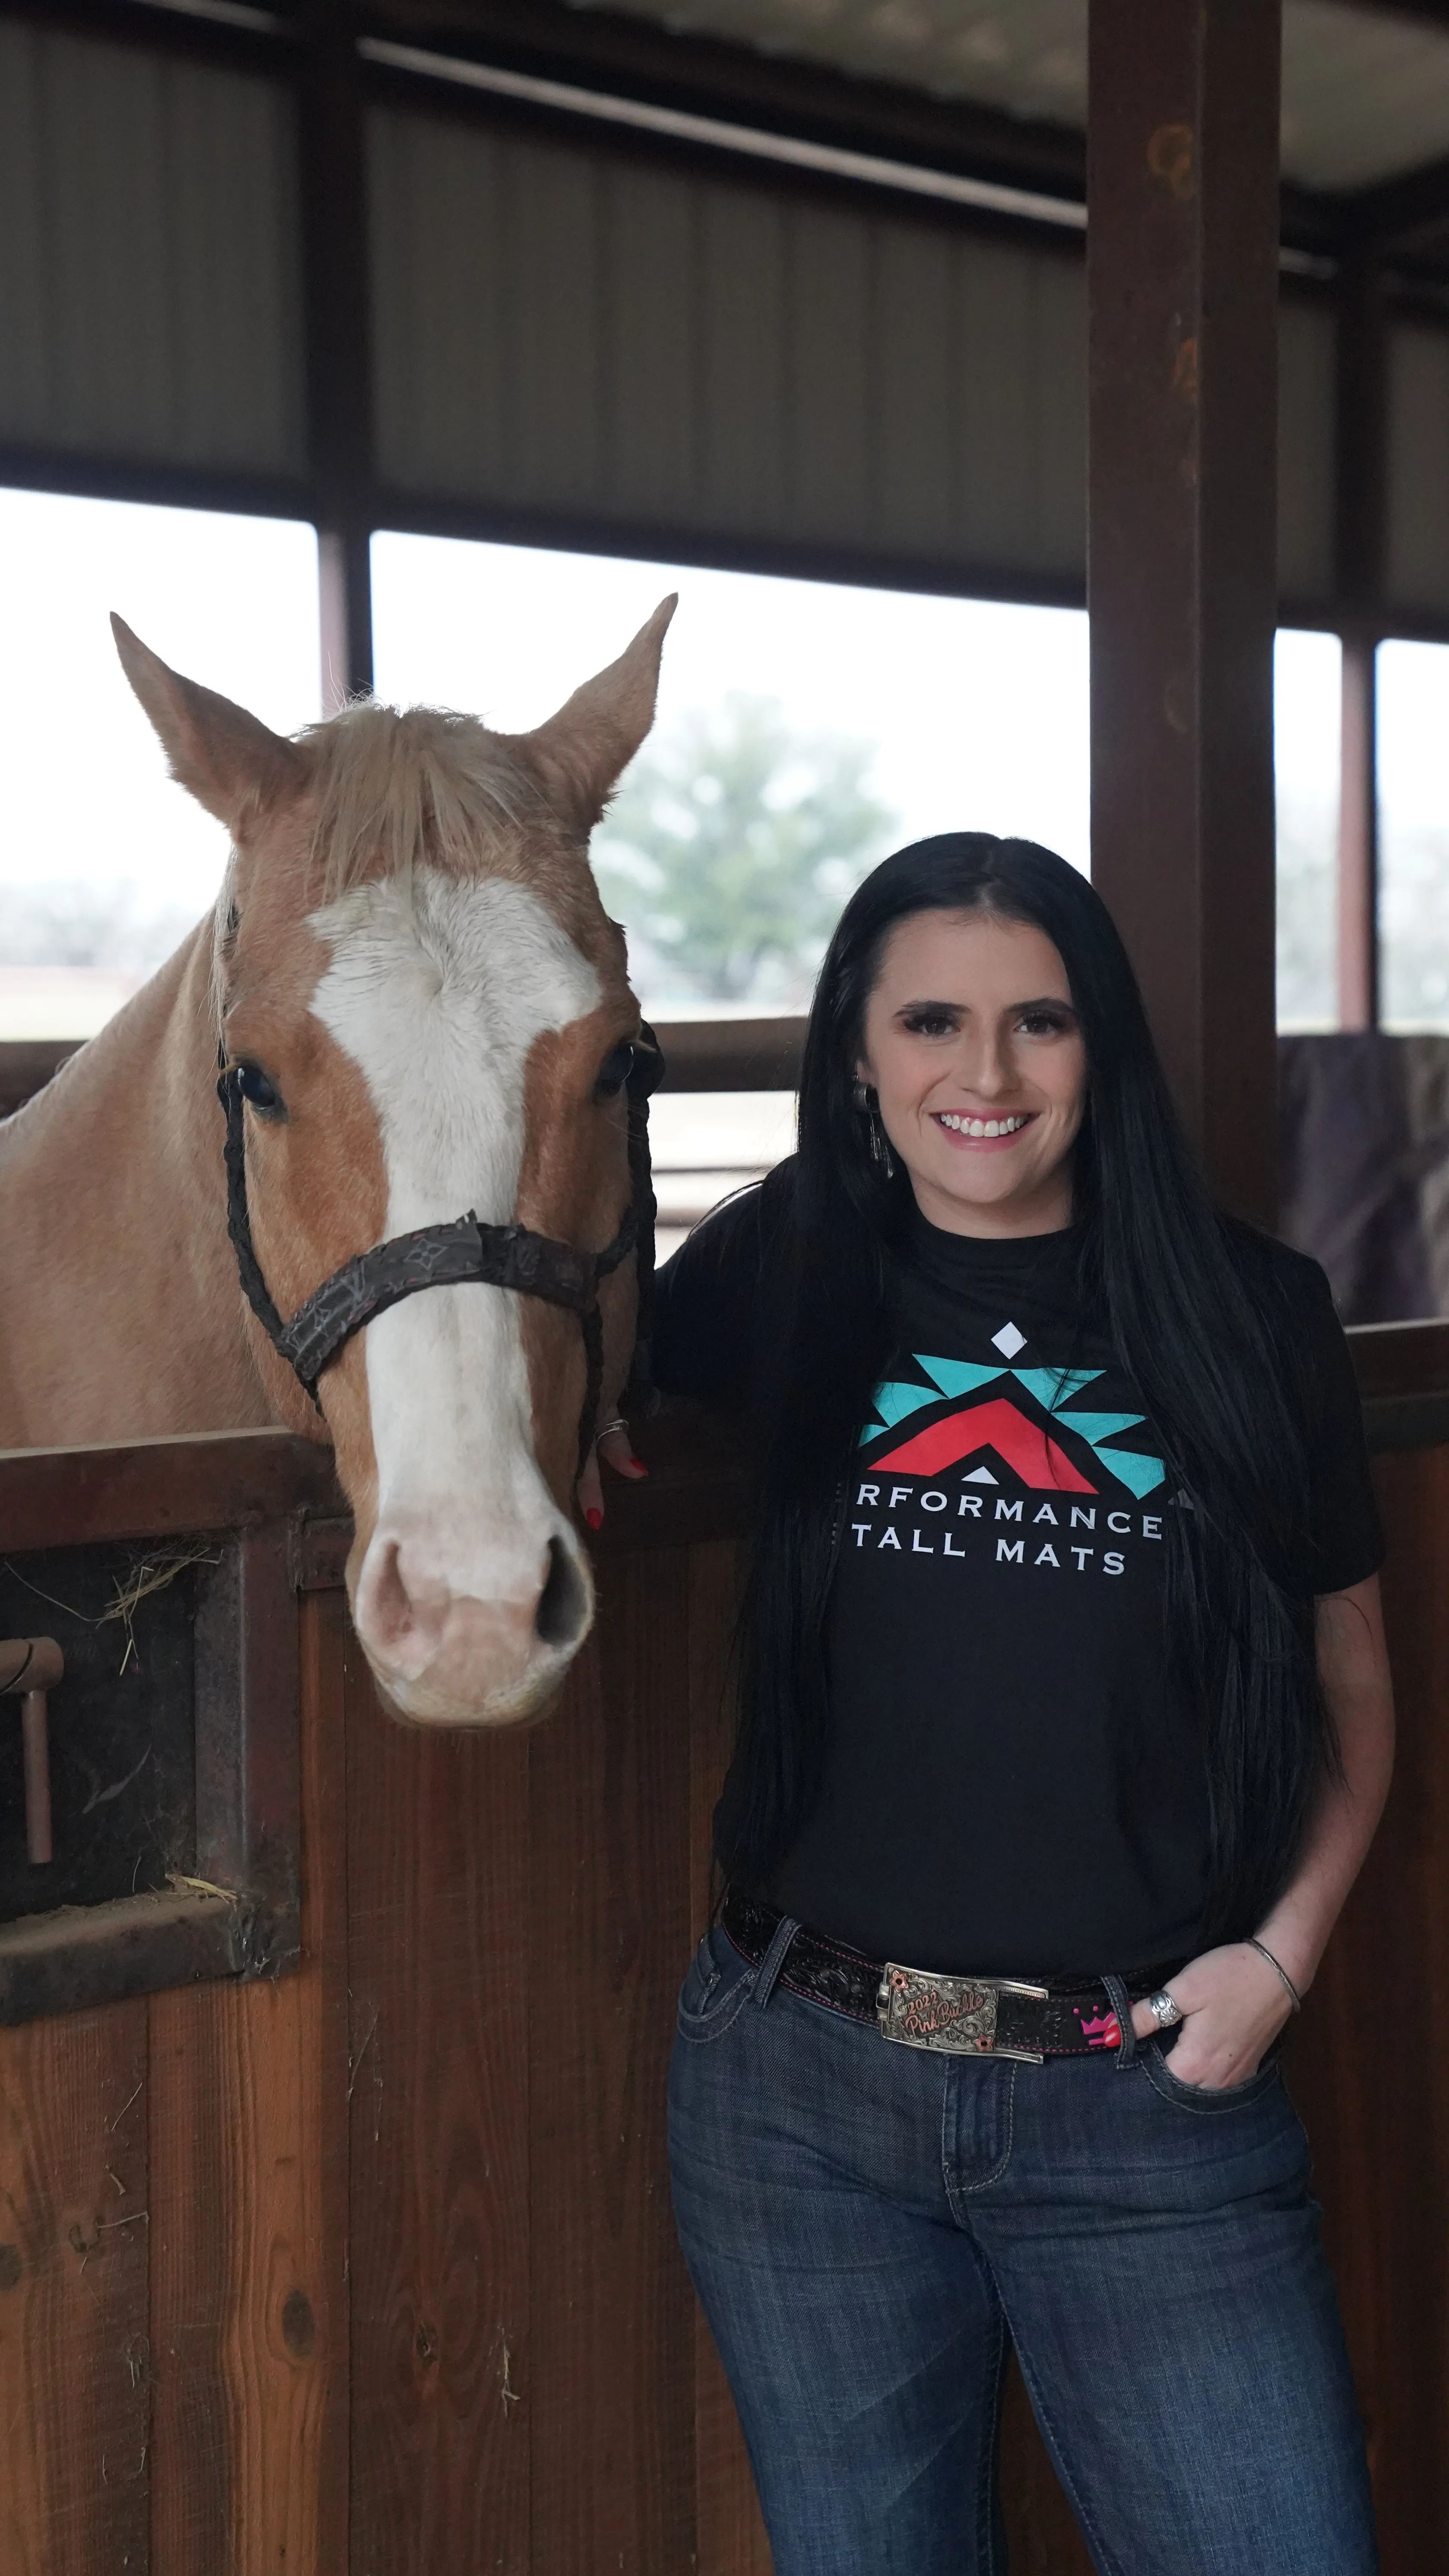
[0,599,675,1726]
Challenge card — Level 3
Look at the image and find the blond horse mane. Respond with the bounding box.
[299,700,546,903]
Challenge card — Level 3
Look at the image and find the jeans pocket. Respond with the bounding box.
[676,1925,758,2044]
[1141,2035,1284,2114]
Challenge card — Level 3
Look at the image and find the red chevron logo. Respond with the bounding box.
[872,1398,1097,1492]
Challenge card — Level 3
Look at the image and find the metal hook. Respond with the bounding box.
[1,1636,64,1865]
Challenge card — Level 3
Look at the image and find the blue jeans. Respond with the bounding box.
[668,1921,1376,2575]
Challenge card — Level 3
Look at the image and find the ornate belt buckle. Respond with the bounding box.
[876,1962,1049,2064]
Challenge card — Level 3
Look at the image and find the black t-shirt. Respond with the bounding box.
[652,1171,1384,1982]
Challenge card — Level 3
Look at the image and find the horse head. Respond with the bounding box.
[112,601,675,1728]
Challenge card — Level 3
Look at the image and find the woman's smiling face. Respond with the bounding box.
[856,906,1088,1239]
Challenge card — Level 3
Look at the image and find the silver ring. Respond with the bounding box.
[597,1417,629,1442]
[1147,1990,1184,2030]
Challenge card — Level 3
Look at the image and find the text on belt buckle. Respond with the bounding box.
[876,1962,1049,2063]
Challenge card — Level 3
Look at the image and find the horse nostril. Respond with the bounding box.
[535,1534,588,1651]
[367,1539,415,1653]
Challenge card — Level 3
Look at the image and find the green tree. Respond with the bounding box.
[594,693,895,1005]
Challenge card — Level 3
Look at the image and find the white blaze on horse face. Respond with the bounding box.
[309,866,602,1724]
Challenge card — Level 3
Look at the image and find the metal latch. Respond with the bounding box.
[1,1637,64,1865]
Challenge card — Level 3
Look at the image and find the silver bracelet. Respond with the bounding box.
[1248,1935,1303,2013]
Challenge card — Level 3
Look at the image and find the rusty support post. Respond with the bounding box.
[300,0,375,708]
[1335,256,1387,1030]
[1088,0,1282,1222]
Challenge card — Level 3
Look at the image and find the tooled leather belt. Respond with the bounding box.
[721,1888,1185,2065]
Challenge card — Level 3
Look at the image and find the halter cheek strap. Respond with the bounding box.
[217,1033,660,1481]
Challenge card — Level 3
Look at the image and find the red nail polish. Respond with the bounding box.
[585,1505,603,1530]
[630,1457,649,1477]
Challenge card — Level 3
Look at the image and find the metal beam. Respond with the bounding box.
[363,0,1089,206]
[299,0,376,705]
[1088,0,1282,1224]
[1324,0,1449,26]
[1341,149,1449,258]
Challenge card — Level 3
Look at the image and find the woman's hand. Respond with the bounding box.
[576,1420,647,1530]
[1130,1577,1393,2091]
[1128,1942,1295,2090]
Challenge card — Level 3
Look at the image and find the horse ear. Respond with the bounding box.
[522,595,676,827]
[111,614,302,832]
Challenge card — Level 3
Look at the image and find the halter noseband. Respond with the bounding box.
[217,1031,661,1478]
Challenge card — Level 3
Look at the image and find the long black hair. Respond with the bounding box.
[725,832,1334,1941]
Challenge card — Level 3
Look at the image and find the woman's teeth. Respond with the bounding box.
[937,1112,1030,1139]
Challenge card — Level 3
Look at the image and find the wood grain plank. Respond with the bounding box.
[298,1589,353,2571]
[149,1594,346,2573]
[685,1539,773,2576]
[344,1634,531,2576]
[0,1432,339,1555]
[529,1548,697,2573]
[1285,1445,1449,2572]
[0,1999,150,2576]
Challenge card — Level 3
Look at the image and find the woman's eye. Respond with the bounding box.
[237,1061,283,1114]
[1016,1010,1072,1038]
[902,1012,957,1039]
[594,1041,637,1099]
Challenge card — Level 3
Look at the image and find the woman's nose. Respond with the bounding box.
[955,1032,1012,1097]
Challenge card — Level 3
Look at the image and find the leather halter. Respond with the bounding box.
[217,1031,661,1477]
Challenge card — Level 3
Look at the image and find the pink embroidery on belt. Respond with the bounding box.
[1076,2008,1122,2050]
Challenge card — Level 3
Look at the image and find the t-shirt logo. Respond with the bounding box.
[862,1324,1166,1501]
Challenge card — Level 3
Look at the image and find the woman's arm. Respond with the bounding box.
[1129,1571,1395,2087]
[577,1170,785,1525]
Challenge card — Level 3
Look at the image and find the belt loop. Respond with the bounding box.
[752,1913,801,2011]
[1101,1973,1137,2069]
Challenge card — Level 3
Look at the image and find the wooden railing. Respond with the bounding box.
[0,1025,805,1116]
[10,1030,1449,1418]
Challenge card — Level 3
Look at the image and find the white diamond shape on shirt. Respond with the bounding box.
[991,1320,1027,1358]
[962,1465,999,1485]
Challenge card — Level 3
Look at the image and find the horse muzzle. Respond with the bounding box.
[350,1513,595,1726]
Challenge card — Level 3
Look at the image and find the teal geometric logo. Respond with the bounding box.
[862,1353,1166,1497]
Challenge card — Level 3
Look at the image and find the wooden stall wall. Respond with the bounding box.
[0,1423,1446,2572]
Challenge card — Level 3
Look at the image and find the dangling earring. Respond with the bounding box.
[853,1079,895,1176]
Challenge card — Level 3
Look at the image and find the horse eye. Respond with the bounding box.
[594,1042,636,1099]
[237,1061,283,1115]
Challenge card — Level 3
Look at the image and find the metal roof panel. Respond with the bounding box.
[564,0,1449,194]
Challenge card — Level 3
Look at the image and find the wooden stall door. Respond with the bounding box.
[0,1586,349,2576]
[336,1531,769,2576]
[4,1443,1449,2573]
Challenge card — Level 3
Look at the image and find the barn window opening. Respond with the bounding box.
[1275,628,1342,1036]
[0,503,1363,1260]
[1379,641,1449,1034]
[370,527,1093,1251]
[0,486,320,1042]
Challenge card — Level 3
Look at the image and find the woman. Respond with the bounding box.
[606,835,1393,2574]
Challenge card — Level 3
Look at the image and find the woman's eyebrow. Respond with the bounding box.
[892,994,1077,1015]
